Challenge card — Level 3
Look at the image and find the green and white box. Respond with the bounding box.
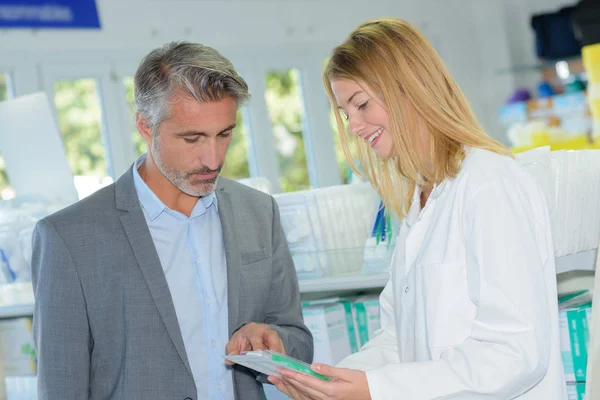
[302,300,354,365]
[566,383,586,400]
[0,317,37,376]
[559,303,591,382]
[352,296,381,347]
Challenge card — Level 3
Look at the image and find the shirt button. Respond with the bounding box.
[405,286,409,293]
[216,384,222,391]
[196,257,201,264]
[211,340,217,348]
[206,298,213,305]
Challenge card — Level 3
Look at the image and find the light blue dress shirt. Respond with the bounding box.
[133,155,233,399]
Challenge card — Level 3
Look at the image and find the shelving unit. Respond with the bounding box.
[0,250,595,320]
[495,55,584,75]
[299,273,388,294]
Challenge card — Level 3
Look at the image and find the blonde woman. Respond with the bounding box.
[270,18,566,400]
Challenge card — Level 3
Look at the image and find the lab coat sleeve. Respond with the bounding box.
[364,177,552,399]
[336,276,400,370]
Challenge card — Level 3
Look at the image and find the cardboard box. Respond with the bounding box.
[301,300,354,365]
[559,303,591,382]
[352,296,381,348]
[567,383,586,400]
[0,318,36,376]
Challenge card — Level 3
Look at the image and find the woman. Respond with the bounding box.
[269,18,566,400]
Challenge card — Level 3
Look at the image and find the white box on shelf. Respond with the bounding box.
[274,184,379,279]
[301,301,354,365]
[351,295,381,348]
[5,376,37,400]
[0,317,36,376]
[559,304,591,383]
[567,382,586,400]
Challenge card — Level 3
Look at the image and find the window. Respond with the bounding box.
[122,77,146,158]
[220,110,250,180]
[53,79,112,199]
[122,77,250,179]
[330,107,355,184]
[0,73,15,199]
[265,69,310,192]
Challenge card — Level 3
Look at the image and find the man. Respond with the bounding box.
[31,42,313,400]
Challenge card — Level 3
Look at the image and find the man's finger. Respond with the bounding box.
[265,330,285,353]
[249,334,266,351]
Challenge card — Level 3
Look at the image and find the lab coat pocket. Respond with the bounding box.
[420,261,474,350]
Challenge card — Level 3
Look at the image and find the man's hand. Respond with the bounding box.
[225,322,285,365]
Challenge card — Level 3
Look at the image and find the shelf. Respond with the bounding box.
[299,273,389,293]
[495,55,583,75]
[0,303,34,319]
[556,249,597,274]
[0,282,34,319]
[0,250,594,317]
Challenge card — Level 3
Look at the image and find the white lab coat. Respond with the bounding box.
[338,148,567,399]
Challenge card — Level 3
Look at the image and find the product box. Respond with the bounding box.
[567,383,586,400]
[0,317,37,376]
[301,299,354,365]
[559,301,592,382]
[351,295,381,347]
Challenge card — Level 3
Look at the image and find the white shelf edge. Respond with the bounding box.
[299,273,389,293]
[0,250,595,315]
[556,249,597,274]
[0,303,34,319]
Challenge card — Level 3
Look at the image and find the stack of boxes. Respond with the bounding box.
[559,291,593,400]
[301,295,381,365]
[273,183,381,280]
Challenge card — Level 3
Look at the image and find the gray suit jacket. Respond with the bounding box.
[31,166,313,400]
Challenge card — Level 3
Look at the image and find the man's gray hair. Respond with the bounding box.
[134,41,250,131]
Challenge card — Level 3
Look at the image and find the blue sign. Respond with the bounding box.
[0,0,100,29]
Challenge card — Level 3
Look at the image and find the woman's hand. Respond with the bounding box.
[268,363,371,400]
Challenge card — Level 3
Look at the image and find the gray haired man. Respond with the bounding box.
[31,42,313,400]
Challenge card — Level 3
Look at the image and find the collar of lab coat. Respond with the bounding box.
[406,177,449,229]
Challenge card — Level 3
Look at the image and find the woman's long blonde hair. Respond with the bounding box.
[324,18,511,219]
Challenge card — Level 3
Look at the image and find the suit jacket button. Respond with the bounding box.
[184,397,193,400]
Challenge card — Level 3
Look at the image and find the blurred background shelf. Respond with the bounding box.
[0,250,595,318]
[0,282,34,319]
[0,303,33,319]
[556,249,598,274]
[495,56,583,75]
[299,273,389,294]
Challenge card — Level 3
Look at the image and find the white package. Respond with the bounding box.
[301,302,353,365]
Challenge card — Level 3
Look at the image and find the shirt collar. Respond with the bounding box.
[132,154,218,220]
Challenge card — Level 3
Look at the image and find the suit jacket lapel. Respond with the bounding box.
[115,166,194,381]
[215,182,242,337]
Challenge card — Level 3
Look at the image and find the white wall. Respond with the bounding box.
[0,0,563,187]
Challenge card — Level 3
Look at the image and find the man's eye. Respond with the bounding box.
[184,138,198,143]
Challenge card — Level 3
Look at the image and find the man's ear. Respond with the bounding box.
[136,113,153,145]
